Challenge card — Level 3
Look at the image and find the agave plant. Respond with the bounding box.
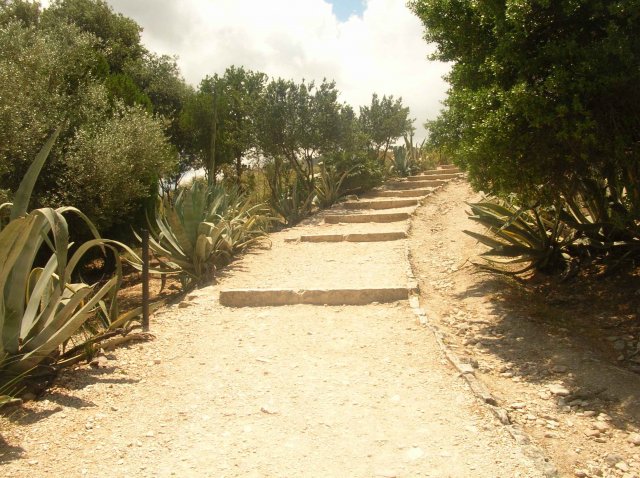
[140,181,270,287]
[269,179,314,227]
[312,163,353,209]
[0,129,133,386]
[389,145,413,177]
[464,199,576,274]
[560,177,640,250]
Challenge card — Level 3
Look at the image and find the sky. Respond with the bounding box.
[329,0,365,21]
[41,0,450,140]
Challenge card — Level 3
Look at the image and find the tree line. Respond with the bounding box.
[0,0,414,240]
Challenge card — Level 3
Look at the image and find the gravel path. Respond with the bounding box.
[0,178,547,477]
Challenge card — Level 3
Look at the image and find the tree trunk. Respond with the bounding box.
[208,91,218,186]
[235,154,242,188]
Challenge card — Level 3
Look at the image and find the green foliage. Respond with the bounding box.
[0,0,40,27]
[389,146,414,178]
[0,18,101,192]
[324,150,384,194]
[0,131,131,386]
[61,101,176,232]
[256,77,346,192]
[313,163,352,209]
[0,10,180,235]
[410,0,640,262]
[142,181,269,287]
[464,200,575,274]
[410,0,640,197]
[104,73,152,110]
[359,93,412,163]
[268,179,314,227]
[42,0,144,73]
[559,178,640,251]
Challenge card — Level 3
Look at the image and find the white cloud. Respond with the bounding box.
[41,0,450,139]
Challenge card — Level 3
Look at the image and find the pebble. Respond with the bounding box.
[583,410,597,417]
[605,454,625,466]
[574,470,587,478]
[614,340,626,351]
[616,462,630,472]
[549,384,570,396]
[511,402,526,410]
[593,422,610,432]
[552,365,568,373]
[405,447,425,461]
[628,433,640,446]
[584,429,601,438]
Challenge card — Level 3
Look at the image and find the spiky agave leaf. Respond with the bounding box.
[464,199,571,274]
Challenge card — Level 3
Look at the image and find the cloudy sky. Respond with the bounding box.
[43,0,451,139]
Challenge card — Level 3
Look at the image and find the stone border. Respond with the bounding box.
[404,180,559,478]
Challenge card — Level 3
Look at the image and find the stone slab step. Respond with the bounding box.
[410,173,460,180]
[324,211,411,224]
[343,198,418,210]
[386,180,447,189]
[297,231,407,242]
[219,287,411,307]
[423,166,459,174]
[372,189,433,198]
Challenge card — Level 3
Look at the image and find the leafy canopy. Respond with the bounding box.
[410,0,640,203]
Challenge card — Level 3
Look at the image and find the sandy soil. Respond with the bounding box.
[0,180,551,478]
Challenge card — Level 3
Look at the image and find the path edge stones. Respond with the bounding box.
[405,180,559,478]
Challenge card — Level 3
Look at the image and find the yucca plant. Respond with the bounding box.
[464,199,576,274]
[139,181,270,287]
[312,163,353,209]
[0,129,133,387]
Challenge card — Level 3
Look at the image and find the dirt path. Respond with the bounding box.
[410,181,640,478]
[1,177,553,477]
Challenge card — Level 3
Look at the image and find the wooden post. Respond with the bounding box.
[141,228,150,332]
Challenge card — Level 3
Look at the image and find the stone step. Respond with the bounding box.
[324,211,411,224]
[372,189,433,198]
[410,173,460,181]
[343,198,418,210]
[386,180,447,189]
[423,165,459,174]
[219,287,411,307]
[297,231,407,243]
